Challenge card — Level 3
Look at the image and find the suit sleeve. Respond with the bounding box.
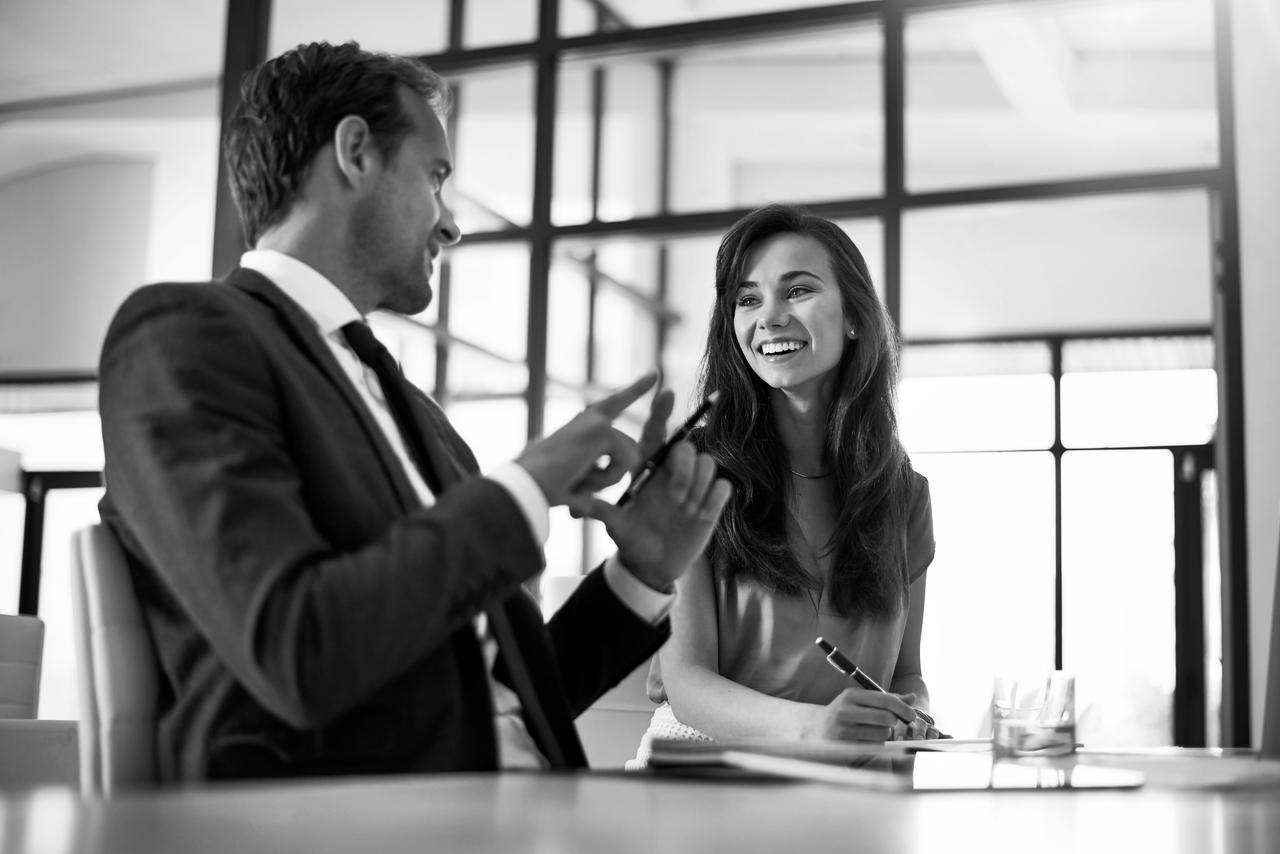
[543,568,669,717]
[98,285,544,729]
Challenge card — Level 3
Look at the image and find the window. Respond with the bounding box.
[270,0,449,55]
[4,0,1242,746]
[1062,449,1176,746]
[555,23,883,223]
[901,343,1053,452]
[900,189,1213,340]
[905,0,1218,191]
[1061,336,1216,448]
[449,65,538,232]
[561,0,871,35]
[0,408,107,719]
[1,1,228,721]
[904,335,1218,740]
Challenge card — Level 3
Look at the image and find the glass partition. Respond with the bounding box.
[901,342,1054,453]
[561,0,872,36]
[905,0,1218,191]
[555,23,883,223]
[440,242,531,367]
[270,0,448,55]
[449,64,537,233]
[35,488,103,719]
[901,189,1213,339]
[463,0,537,47]
[1062,449,1176,747]
[1061,336,1216,448]
[0,493,23,615]
[914,451,1057,739]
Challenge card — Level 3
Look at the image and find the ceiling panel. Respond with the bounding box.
[0,0,226,105]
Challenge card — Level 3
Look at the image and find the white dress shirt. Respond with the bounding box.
[240,250,673,767]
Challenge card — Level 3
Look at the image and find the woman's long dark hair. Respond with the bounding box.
[697,204,914,619]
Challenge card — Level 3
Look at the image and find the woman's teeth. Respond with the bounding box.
[760,341,805,355]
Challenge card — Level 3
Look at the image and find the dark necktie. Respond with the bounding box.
[339,320,573,770]
[341,321,442,492]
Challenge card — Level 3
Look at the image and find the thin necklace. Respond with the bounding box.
[789,469,831,479]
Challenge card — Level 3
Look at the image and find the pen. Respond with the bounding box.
[616,390,720,507]
[814,636,937,727]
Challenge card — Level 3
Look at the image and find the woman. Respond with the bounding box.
[640,204,938,754]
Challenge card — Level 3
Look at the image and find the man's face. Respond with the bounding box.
[351,88,460,316]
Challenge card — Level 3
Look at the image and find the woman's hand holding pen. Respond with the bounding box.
[894,695,945,740]
[811,638,946,741]
[802,687,921,743]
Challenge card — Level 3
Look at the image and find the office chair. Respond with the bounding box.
[1263,518,1280,759]
[0,612,80,788]
[0,613,44,719]
[70,523,159,796]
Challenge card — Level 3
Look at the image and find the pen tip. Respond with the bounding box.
[814,637,833,653]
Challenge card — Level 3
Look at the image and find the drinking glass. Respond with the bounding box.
[991,671,1076,758]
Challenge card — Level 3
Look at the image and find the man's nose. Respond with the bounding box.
[436,201,461,247]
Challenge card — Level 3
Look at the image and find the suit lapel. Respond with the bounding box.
[224,268,421,509]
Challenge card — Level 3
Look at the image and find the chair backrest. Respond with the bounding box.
[1262,516,1280,759]
[0,613,44,719]
[70,523,159,796]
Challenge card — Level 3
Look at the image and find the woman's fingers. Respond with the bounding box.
[826,688,924,741]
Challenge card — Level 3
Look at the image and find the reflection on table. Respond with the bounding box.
[2,750,1278,854]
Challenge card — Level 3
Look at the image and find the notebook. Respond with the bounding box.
[644,737,1145,791]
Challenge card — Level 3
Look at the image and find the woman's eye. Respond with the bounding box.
[736,295,758,307]
[787,286,811,298]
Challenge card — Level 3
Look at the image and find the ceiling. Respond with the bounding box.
[0,0,1213,105]
[0,0,1215,187]
[0,0,227,105]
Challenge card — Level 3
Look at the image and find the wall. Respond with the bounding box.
[0,84,222,375]
[0,161,153,374]
[1232,0,1280,746]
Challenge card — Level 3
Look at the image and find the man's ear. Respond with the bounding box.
[332,115,379,187]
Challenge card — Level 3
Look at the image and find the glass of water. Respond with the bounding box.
[991,671,1076,758]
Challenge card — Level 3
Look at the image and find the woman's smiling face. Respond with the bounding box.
[733,231,851,397]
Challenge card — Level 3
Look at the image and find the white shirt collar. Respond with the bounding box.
[240,249,363,336]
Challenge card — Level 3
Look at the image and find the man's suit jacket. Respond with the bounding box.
[97,268,667,781]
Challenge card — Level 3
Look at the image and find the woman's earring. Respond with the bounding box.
[847,328,857,339]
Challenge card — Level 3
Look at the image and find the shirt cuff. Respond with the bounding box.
[603,555,675,625]
[490,462,550,545]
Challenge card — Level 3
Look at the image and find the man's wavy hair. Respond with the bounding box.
[224,41,451,247]
[696,204,914,619]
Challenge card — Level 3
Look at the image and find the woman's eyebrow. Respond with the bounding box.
[738,270,823,290]
[777,269,823,283]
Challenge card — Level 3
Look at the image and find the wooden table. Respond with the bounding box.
[3,751,1279,854]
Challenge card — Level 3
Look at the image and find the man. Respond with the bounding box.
[97,41,731,782]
